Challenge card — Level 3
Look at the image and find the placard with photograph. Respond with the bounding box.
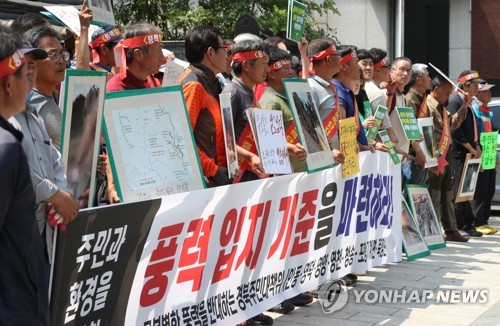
[248,108,292,174]
[220,93,239,178]
[406,184,445,250]
[60,70,107,209]
[87,0,115,26]
[103,86,205,203]
[455,153,482,203]
[417,117,438,168]
[401,197,430,261]
[283,78,334,173]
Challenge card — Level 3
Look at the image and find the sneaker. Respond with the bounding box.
[475,225,493,235]
[267,300,294,314]
[250,313,274,325]
[341,273,358,286]
[287,292,313,306]
[444,231,469,242]
[484,224,498,234]
[237,320,258,326]
[465,227,483,237]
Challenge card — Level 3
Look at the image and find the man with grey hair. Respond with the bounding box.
[405,63,432,183]
[106,21,164,92]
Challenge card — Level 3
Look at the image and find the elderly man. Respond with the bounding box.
[10,40,78,270]
[26,26,69,151]
[405,63,432,183]
[426,75,471,242]
[0,25,49,325]
[106,21,164,91]
[448,70,491,236]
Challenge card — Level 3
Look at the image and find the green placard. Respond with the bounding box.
[366,105,387,143]
[397,107,421,140]
[379,130,400,165]
[363,101,373,117]
[480,131,498,170]
[287,0,307,42]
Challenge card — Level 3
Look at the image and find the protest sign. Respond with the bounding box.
[363,101,373,117]
[248,109,292,174]
[160,50,189,86]
[365,105,387,143]
[87,0,115,26]
[406,184,445,250]
[103,86,205,203]
[43,5,100,41]
[60,70,107,208]
[395,107,421,140]
[339,117,360,178]
[401,197,430,261]
[286,0,307,42]
[378,130,400,165]
[480,131,498,170]
[417,117,438,168]
[50,152,402,325]
[283,78,334,173]
[220,93,239,178]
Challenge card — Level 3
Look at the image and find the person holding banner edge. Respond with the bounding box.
[0,25,50,325]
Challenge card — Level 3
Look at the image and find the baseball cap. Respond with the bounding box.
[91,25,123,45]
[21,41,48,60]
[478,82,495,92]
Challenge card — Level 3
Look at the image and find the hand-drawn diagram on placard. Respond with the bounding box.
[104,87,205,202]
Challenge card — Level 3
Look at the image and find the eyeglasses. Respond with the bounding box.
[393,67,412,74]
[47,51,70,62]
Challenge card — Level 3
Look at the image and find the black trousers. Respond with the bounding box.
[471,168,496,226]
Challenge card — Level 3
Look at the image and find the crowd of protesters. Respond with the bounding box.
[0,2,497,325]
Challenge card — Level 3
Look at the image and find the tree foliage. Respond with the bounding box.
[113,0,339,40]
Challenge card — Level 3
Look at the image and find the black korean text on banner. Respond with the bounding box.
[50,199,160,326]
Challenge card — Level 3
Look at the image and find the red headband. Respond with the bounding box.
[0,49,25,79]
[310,45,337,61]
[373,56,390,69]
[269,58,291,71]
[339,52,357,66]
[232,50,267,63]
[115,33,163,79]
[458,72,480,84]
[90,28,122,49]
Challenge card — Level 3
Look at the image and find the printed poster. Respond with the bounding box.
[103,86,205,203]
[220,93,239,178]
[339,117,360,178]
[286,0,307,42]
[366,105,387,144]
[283,78,334,173]
[249,109,292,174]
[379,130,400,165]
[417,117,438,168]
[60,70,107,209]
[396,107,421,140]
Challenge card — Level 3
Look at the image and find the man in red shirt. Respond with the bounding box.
[106,22,164,92]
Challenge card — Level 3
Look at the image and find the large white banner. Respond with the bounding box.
[126,151,402,325]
